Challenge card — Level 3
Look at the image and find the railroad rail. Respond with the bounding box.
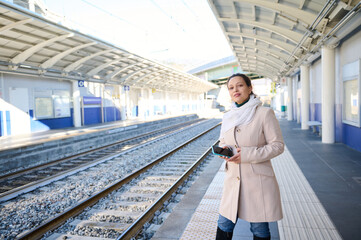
[0,118,203,201]
[16,122,220,239]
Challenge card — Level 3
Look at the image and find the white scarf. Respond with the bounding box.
[220,94,262,139]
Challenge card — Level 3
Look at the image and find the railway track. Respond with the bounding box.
[17,122,220,240]
[0,118,203,201]
[0,119,221,239]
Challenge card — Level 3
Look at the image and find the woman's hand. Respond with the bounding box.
[225,148,241,164]
[218,148,241,164]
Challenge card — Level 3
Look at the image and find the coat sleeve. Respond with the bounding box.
[240,109,284,163]
[219,136,232,149]
[219,137,226,147]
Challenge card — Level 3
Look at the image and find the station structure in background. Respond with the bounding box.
[0,0,217,137]
[208,0,361,152]
[1,0,361,155]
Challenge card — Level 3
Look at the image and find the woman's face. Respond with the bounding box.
[227,76,252,104]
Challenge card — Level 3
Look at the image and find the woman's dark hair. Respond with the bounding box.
[227,73,255,95]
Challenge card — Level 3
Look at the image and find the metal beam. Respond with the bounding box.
[235,47,286,65]
[241,63,278,74]
[232,42,289,60]
[242,67,275,78]
[226,32,295,54]
[231,1,241,32]
[219,17,303,44]
[252,5,256,21]
[240,62,279,75]
[241,61,279,73]
[86,55,131,76]
[11,33,73,66]
[0,18,32,34]
[245,64,278,74]
[129,69,166,85]
[40,42,96,69]
[299,0,306,9]
[120,66,154,83]
[236,53,281,70]
[64,49,112,72]
[144,70,169,84]
[235,0,317,27]
[105,62,142,80]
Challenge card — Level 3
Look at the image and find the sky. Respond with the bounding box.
[42,0,233,71]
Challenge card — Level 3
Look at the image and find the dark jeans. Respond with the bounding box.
[217,214,270,238]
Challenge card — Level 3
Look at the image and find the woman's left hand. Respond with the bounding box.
[226,148,241,164]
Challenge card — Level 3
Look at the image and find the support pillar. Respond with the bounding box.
[165,91,169,115]
[148,89,154,117]
[300,64,310,130]
[138,88,145,119]
[287,77,293,121]
[178,92,182,113]
[120,86,126,120]
[100,84,104,123]
[321,45,335,143]
[125,88,130,119]
[280,87,285,117]
[72,81,81,127]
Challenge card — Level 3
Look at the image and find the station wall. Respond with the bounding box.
[0,73,207,137]
[0,73,73,135]
[291,28,361,152]
[337,29,361,151]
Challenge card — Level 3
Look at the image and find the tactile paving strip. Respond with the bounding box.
[272,147,342,240]
[181,146,342,240]
[180,160,223,240]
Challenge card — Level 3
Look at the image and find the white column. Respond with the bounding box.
[0,73,4,99]
[148,89,154,117]
[165,91,170,115]
[72,81,81,127]
[178,92,182,113]
[287,77,293,121]
[100,84,105,123]
[300,64,310,130]
[126,88,130,119]
[120,86,126,120]
[321,45,335,143]
[280,87,285,117]
[138,88,145,119]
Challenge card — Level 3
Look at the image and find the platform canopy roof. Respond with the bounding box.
[208,0,361,80]
[0,1,217,93]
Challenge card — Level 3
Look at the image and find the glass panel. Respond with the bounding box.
[343,79,359,123]
[35,97,53,118]
[53,90,70,118]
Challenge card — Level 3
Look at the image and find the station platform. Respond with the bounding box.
[0,114,199,151]
[0,114,200,175]
[152,118,361,240]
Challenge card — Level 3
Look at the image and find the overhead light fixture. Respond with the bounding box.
[20,64,32,69]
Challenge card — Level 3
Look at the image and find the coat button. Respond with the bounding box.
[234,145,237,148]
[237,177,240,180]
[236,129,240,132]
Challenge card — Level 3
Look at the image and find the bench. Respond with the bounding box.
[307,121,322,136]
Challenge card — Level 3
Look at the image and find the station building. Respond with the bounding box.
[1,0,361,155]
[0,0,217,137]
[206,0,361,153]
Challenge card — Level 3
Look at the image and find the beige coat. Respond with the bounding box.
[219,106,284,223]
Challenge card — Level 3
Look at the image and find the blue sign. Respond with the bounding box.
[123,85,130,91]
[83,96,101,105]
[78,80,85,87]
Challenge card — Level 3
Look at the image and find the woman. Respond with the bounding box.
[216,73,284,240]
